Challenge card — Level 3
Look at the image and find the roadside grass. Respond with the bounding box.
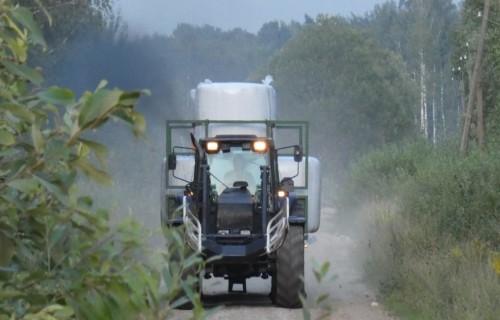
[365,209,500,319]
[340,140,500,320]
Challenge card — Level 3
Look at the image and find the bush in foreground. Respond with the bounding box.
[0,3,204,319]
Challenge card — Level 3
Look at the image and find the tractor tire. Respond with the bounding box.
[271,225,305,308]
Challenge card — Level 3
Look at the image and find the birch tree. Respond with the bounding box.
[368,0,458,143]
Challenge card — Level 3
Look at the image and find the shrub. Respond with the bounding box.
[0,3,203,319]
[400,147,500,247]
[344,140,500,319]
[339,140,431,210]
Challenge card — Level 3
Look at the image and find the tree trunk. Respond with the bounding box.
[420,49,428,139]
[441,67,446,138]
[461,0,490,153]
[432,66,436,145]
[477,77,484,151]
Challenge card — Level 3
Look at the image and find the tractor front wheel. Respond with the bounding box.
[271,225,305,308]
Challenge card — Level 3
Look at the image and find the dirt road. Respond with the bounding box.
[170,207,395,320]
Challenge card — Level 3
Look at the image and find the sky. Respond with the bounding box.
[115,0,389,36]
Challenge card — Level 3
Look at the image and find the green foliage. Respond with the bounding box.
[268,15,418,177]
[365,207,500,320]
[160,225,208,317]
[340,140,431,207]
[301,259,334,320]
[17,0,121,82]
[364,0,460,141]
[17,0,113,46]
[343,140,500,319]
[400,148,500,247]
[0,3,204,319]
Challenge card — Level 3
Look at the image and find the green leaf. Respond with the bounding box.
[52,305,75,319]
[1,103,36,123]
[77,196,94,208]
[170,296,190,309]
[11,6,47,48]
[78,139,108,167]
[95,79,108,91]
[118,90,142,106]
[111,110,146,137]
[301,295,311,320]
[44,139,71,166]
[0,129,15,146]
[31,121,45,153]
[95,208,109,221]
[37,87,75,105]
[32,0,52,26]
[25,304,75,319]
[34,175,70,206]
[0,30,27,62]
[78,89,122,129]
[320,261,330,279]
[0,288,23,299]
[72,157,113,185]
[1,60,43,85]
[132,112,146,136]
[49,225,67,248]
[42,103,60,118]
[7,178,38,193]
[316,294,329,304]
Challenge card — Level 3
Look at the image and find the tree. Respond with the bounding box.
[257,20,296,48]
[18,0,114,45]
[365,0,459,144]
[454,0,500,151]
[460,0,491,153]
[268,15,418,178]
[17,0,121,78]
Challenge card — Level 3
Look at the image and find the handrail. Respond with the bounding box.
[182,196,202,252]
[160,157,166,223]
[266,197,289,253]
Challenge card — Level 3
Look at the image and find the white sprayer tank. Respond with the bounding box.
[192,82,276,137]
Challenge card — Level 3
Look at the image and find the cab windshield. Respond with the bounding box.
[208,147,269,194]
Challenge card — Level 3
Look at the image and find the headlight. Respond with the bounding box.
[252,140,268,153]
[277,190,288,198]
[206,141,219,153]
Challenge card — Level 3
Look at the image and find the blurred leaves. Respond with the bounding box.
[36,87,75,105]
[0,2,188,319]
[301,259,334,320]
[1,60,43,85]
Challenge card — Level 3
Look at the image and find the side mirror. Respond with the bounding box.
[168,154,177,170]
[294,145,303,162]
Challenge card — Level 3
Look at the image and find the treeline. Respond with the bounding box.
[26,1,500,169]
[29,12,300,122]
[25,1,462,181]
